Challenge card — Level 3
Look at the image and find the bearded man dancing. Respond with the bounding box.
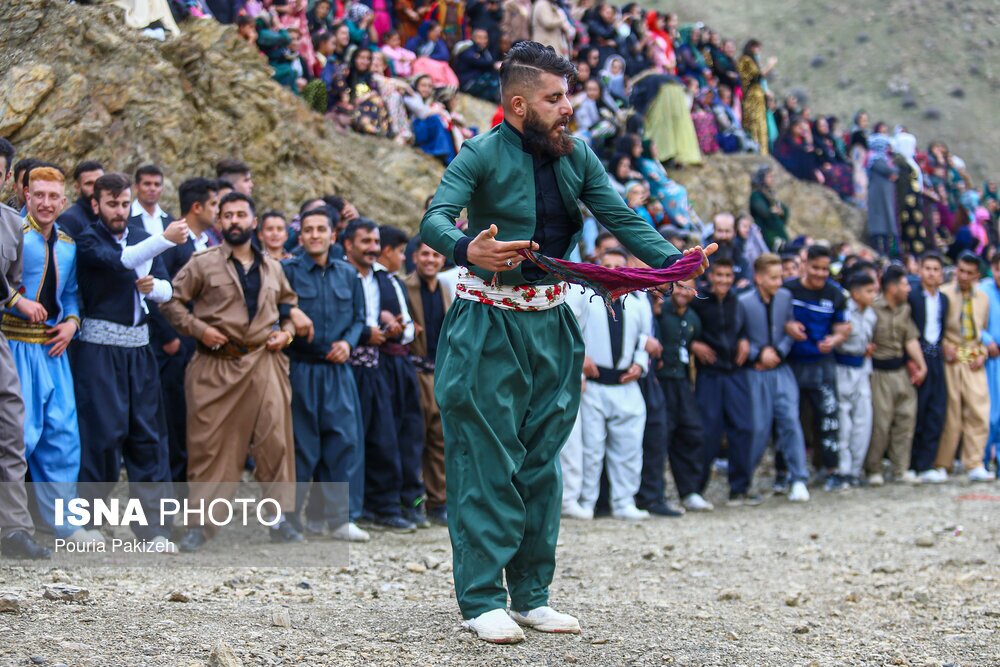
[420,42,711,643]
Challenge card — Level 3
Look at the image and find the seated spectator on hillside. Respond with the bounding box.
[256,14,306,91]
[308,0,337,32]
[454,29,500,103]
[775,118,823,184]
[812,117,853,199]
[572,80,621,147]
[344,2,376,46]
[607,154,643,199]
[645,11,677,74]
[711,37,740,91]
[409,21,460,89]
[344,47,392,136]
[370,51,416,143]
[676,24,710,86]
[599,55,628,106]
[587,3,621,64]
[237,14,258,43]
[404,75,457,164]
[466,0,503,59]
[381,30,417,77]
[749,164,789,251]
[626,182,655,227]
[711,84,754,153]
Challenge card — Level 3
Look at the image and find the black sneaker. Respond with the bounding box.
[178,527,207,553]
[427,506,448,526]
[270,521,305,544]
[0,530,52,560]
[727,493,763,507]
[304,519,326,538]
[403,504,431,529]
[641,501,685,517]
[372,514,417,533]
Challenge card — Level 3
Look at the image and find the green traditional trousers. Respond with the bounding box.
[435,298,584,619]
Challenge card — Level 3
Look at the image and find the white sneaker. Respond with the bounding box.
[918,469,947,484]
[463,609,525,643]
[509,606,581,634]
[788,481,810,503]
[935,467,950,481]
[331,522,371,542]
[968,466,995,483]
[682,493,714,512]
[149,535,177,555]
[561,501,593,521]
[900,470,921,485]
[65,528,106,545]
[867,473,885,487]
[611,505,650,521]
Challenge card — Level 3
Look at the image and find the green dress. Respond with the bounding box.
[421,121,681,619]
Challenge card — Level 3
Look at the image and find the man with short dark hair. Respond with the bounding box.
[129,164,173,236]
[56,160,104,239]
[455,28,501,103]
[936,253,994,482]
[215,159,254,196]
[10,158,39,214]
[74,172,189,549]
[161,192,305,551]
[420,41,709,641]
[283,207,369,542]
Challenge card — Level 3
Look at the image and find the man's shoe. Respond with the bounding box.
[330,522,370,542]
[372,514,417,533]
[561,501,594,521]
[463,609,525,644]
[918,469,947,484]
[65,528,106,545]
[509,606,581,634]
[727,492,762,507]
[681,493,714,512]
[270,521,305,544]
[771,477,790,495]
[641,501,685,517]
[179,528,207,553]
[968,466,995,483]
[304,519,327,538]
[427,506,448,526]
[867,473,885,487]
[935,467,950,482]
[788,481,810,503]
[403,504,431,529]
[0,530,52,560]
[899,470,921,485]
[823,474,849,492]
[611,504,650,521]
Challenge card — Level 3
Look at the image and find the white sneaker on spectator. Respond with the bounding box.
[935,467,950,481]
[611,504,650,521]
[331,522,370,542]
[788,482,810,503]
[509,606,581,634]
[682,493,714,512]
[900,470,921,485]
[968,466,994,483]
[150,535,177,555]
[918,469,947,484]
[66,528,106,545]
[463,609,525,643]
[867,473,885,487]
[561,502,593,521]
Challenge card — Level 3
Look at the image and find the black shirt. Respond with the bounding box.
[690,290,746,373]
[421,278,446,359]
[38,231,58,319]
[231,254,262,323]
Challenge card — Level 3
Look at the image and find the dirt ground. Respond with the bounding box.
[1,477,998,667]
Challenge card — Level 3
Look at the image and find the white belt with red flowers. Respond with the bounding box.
[455,268,568,312]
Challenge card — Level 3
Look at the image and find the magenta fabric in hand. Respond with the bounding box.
[516,248,705,316]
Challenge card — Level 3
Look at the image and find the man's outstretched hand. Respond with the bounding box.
[684,242,718,279]
[467,224,539,272]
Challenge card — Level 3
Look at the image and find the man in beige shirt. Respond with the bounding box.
[162,192,307,551]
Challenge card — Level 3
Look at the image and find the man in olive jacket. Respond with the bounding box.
[420,41,710,643]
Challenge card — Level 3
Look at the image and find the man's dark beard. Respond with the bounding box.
[522,107,574,158]
[224,226,253,246]
[100,214,127,234]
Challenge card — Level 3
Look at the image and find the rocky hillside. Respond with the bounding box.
[0,0,860,241]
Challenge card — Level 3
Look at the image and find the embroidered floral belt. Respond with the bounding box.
[79,318,149,348]
[454,269,568,312]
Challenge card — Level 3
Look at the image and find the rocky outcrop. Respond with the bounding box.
[0,0,864,241]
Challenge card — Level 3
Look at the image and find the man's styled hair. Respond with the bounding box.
[342,217,378,243]
[178,177,218,216]
[300,207,331,228]
[753,252,781,274]
[806,244,832,262]
[957,251,982,273]
[15,158,41,187]
[880,264,908,290]
[499,41,576,101]
[28,166,65,185]
[236,14,255,29]
[92,173,132,202]
[709,251,735,270]
[261,210,286,226]
[0,139,15,176]
[603,247,629,262]
[920,251,944,267]
[216,158,251,181]
[219,191,256,216]
[847,271,876,291]
[73,160,104,181]
[379,224,409,249]
[134,164,163,182]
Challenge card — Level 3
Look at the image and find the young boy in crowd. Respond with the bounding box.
[834,272,878,486]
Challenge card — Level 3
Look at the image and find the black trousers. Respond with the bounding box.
[73,342,172,540]
[379,354,425,507]
[155,336,195,485]
[635,372,668,508]
[352,364,403,517]
[791,358,840,471]
[912,352,947,472]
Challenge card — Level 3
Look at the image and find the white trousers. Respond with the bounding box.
[559,408,584,509]
[578,381,646,513]
[836,365,872,477]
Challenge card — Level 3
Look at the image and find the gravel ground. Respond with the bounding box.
[1,478,998,667]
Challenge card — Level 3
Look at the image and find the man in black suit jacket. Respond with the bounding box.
[55,160,104,239]
[147,178,220,486]
[127,164,174,236]
[908,253,950,480]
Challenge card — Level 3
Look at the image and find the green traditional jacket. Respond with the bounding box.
[420,121,682,286]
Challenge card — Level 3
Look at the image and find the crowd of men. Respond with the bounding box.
[1,119,998,559]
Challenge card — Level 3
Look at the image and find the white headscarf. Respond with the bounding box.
[892,128,923,191]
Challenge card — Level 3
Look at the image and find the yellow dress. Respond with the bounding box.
[738,55,768,157]
[645,82,703,167]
